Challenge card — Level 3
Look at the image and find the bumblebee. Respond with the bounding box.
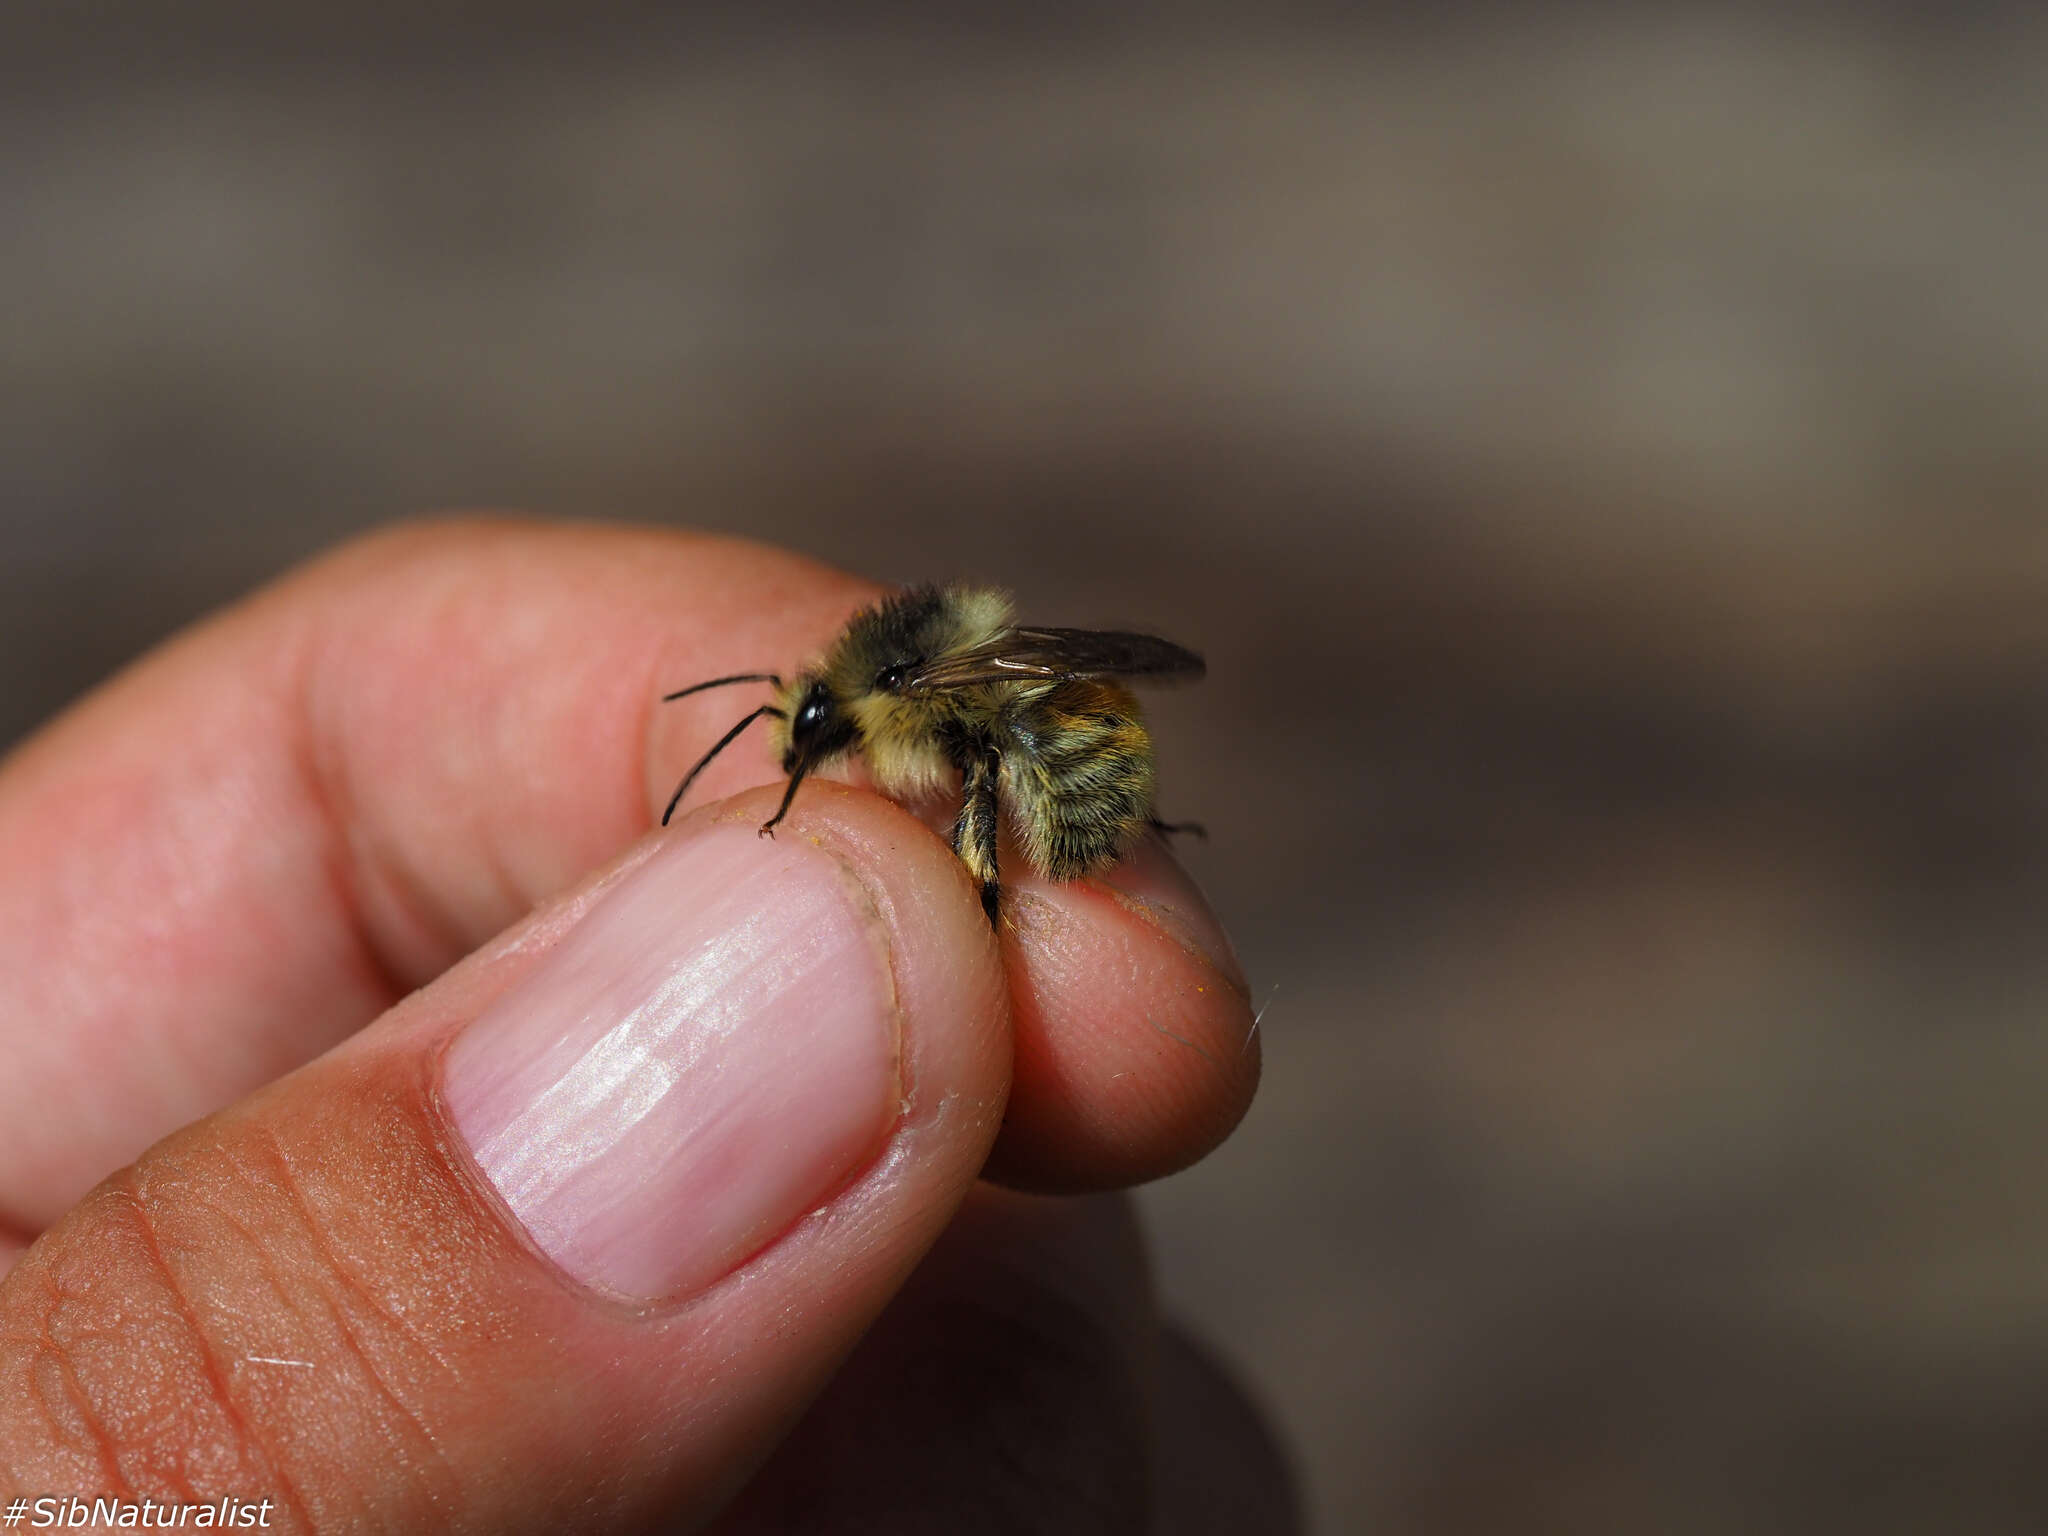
[660,584,1203,923]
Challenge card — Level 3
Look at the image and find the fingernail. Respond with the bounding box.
[1094,838,1249,994]
[442,825,900,1300]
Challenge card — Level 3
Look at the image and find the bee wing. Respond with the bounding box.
[905,627,1205,691]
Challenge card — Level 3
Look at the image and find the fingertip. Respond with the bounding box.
[988,847,1260,1193]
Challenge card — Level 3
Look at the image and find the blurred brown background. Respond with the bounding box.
[6,6,2047,1530]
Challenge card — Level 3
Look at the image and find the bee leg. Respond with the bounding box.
[1149,817,1207,840]
[951,752,1003,927]
[756,761,810,839]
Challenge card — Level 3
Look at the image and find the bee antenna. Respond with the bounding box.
[662,672,783,703]
[661,704,785,825]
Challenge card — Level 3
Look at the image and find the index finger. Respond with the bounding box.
[0,520,1256,1232]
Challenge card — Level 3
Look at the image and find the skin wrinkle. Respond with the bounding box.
[175,1187,304,1344]
[630,617,685,843]
[199,1126,457,1528]
[104,1172,312,1532]
[1058,877,1248,1069]
[27,1282,132,1498]
[1082,873,1252,1006]
[297,554,514,991]
[251,1097,536,1531]
[233,1126,464,1387]
[287,623,413,1019]
[317,1325,449,1514]
[1144,1016,1221,1068]
[474,829,534,975]
[21,1356,91,1489]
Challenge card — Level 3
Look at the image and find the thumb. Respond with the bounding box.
[0,782,1009,1532]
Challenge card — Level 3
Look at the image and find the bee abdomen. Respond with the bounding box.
[1001,683,1156,881]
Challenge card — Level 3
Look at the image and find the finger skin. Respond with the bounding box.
[0,785,1009,1533]
[0,520,1256,1230]
[993,844,1256,1192]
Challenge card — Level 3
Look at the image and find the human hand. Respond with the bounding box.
[0,522,1288,1531]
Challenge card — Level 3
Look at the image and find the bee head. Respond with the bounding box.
[782,676,856,772]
